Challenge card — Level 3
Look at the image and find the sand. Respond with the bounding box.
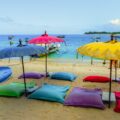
[0,58,120,120]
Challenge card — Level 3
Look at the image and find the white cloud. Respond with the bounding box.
[110,19,120,25]
[0,16,14,23]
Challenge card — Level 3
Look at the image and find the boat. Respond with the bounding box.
[31,44,60,57]
[57,35,65,38]
[39,44,60,57]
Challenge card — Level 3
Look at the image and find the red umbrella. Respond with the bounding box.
[28,31,64,76]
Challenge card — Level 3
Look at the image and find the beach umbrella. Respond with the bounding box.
[28,31,64,76]
[77,35,120,108]
[0,40,45,96]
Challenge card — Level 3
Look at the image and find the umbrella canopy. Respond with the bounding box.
[28,31,64,76]
[0,42,46,96]
[28,31,64,44]
[77,40,120,60]
[77,38,120,108]
[0,45,45,58]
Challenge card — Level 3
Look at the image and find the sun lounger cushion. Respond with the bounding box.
[0,81,36,97]
[114,92,120,113]
[64,87,105,109]
[83,76,110,82]
[50,72,77,81]
[18,72,45,79]
[28,83,70,103]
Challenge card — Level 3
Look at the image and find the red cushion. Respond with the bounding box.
[114,99,120,113]
[114,92,120,113]
[83,76,110,82]
[114,92,120,99]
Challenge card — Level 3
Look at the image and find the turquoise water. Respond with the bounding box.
[0,34,110,60]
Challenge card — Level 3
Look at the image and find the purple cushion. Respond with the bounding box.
[18,72,45,79]
[64,87,105,109]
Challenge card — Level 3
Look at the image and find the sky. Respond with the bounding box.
[0,0,120,34]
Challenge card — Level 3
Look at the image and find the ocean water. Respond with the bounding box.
[0,34,110,60]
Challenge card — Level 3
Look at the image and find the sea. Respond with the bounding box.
[0,34,111,61]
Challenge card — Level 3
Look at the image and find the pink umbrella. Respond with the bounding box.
[28,31,64,76]
[29,32,64,44]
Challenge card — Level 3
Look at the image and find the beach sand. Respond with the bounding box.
[0,58,120,120]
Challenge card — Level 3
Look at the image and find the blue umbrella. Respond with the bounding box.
[0,40,46,96]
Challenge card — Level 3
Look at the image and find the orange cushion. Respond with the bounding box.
[83,76,110,82]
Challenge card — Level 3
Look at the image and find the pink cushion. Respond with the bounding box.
[114,92,120,113]
[83,76,110,82]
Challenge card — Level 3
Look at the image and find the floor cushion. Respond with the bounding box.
[114,92,120,113]
[83,76,110,82]
[114,92,120,99]
[18,72,45,79]
[0,66,12,83]
[64,87,105,109]
[28,83,70,103]
[114,100,120,113]
[0,81,36,97]
[50,72,77,81]
[112,78,120,82]
[102,92,116,102]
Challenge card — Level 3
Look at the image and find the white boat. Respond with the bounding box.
[32,44,60,57]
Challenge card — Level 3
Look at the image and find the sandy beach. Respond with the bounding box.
[0,58,120,120]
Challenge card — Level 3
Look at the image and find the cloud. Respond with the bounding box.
[0,16,14,23]
[110,19,120,25]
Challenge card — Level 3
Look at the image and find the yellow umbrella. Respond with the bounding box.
[77,39,120,108]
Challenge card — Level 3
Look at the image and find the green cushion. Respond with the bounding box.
[0,81,36,97]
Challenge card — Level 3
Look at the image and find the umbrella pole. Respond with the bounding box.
[21,56,27,97]
[91,57,93,65]
[81,55,84,61]
[45,44,48,77]
[76,51,78,59]
[109,60,112,108]
[115,60,117,81]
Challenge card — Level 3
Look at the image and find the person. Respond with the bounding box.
[109,60,118,68]
[10,40,14,46]
[24,37,29,45]
[112,60,118,68]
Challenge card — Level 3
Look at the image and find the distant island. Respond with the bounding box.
[85,31,120,34]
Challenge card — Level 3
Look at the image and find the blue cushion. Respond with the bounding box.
[28,83,70,103]
[0,66,12,83]
[50,72,77,81]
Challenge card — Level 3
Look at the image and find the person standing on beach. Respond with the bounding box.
[8,35,14,62]
[25,37,29,45]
